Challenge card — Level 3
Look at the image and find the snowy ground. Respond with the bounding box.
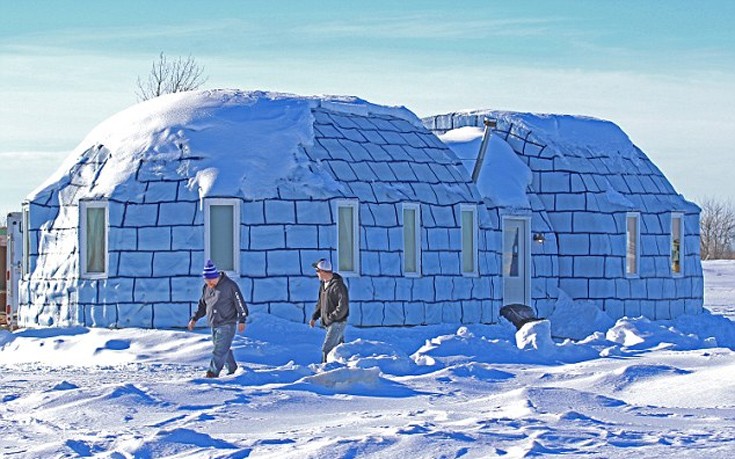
[1,263,734,458]
[703,259,735,320]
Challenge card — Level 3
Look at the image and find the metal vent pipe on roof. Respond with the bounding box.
[471,118,497,183]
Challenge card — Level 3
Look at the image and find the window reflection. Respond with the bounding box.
[504,227,519,277]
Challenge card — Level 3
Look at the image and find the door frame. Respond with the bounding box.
[502,216,531,306]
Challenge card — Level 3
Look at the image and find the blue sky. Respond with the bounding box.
[1,0,734,219]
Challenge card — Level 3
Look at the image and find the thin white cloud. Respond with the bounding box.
[0,21,234,49]
[303,14,564,40]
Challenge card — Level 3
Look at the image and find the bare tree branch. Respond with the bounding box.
[699,196,735,260]
[136,52,208,101]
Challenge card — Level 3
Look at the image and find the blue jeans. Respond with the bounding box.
[322,320,347,362]
[209,323,237,376]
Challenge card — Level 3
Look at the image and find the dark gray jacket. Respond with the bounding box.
[311,273,349,327]
[191,273,248,327]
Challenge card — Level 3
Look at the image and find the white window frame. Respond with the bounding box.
[402,203,421,277]
[22,203,30,278]
[204,198,241,276]
[79,200,109,279]
[460,204,478,276]
[625,212,640,278]
[671,212,684,277]
[336,200,360,276]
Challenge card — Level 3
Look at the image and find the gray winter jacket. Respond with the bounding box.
[311,273,349,327]
[191,273,249,327]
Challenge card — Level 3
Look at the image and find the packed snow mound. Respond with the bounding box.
[410,325,599,366]
[516,320,555,353]
[285,367,416,397]
[603,364,692,392]
[30,89,421,202]
[672,310,735,349]
[329,339,421,375]
[549,291,616,340]
[604,316,721,351]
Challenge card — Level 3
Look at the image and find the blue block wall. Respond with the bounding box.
[19,108,505,328]
[423,112,703,321]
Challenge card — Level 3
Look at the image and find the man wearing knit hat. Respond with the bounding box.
[188,259,249,378]
[309,257,349,363]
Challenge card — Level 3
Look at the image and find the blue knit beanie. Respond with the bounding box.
[202,259,219,279]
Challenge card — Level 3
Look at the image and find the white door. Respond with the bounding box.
[502,217,530,306]
[6,212,22,321]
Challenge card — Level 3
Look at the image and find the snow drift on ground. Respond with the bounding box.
[1,260,734,458]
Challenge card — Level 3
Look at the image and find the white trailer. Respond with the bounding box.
[3,212,22,329]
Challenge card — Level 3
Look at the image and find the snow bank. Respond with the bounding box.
[548,291,615,340]
[672,311,735,349]
[329,338,422,375]
[606,317,709,351]
[0,327,211,366]
[410,325,598,367]
[605,313,735,352]
[516,320,555,353]
[285,366,416,397]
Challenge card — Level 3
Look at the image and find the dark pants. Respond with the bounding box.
[322,320,346,362]
[208,323,237,376]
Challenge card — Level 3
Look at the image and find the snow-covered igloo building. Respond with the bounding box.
[17,90,703,329]
[423,111,703,321]
[18,90,503,328]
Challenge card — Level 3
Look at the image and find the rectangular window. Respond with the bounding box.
[22,205,30,277]
[626,212,640,277]
[503,223,521,278]
[403,203,421,276]
[205,199,240,273]
[337,200,359,275]
[80,201,108,278]
[461,205,478,276]
[671,213,683,276]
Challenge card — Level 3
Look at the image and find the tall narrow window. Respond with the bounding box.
[671,213,683,276]
[205,199,240,273]
[626,212,640,277]
[22,205,30,277]
[80,201,108,278]
[403,203,421,276]
[461,205,478,275]
[337,200,359,275]
[503,226,520,277]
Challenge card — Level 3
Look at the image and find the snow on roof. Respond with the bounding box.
[438,126,532,208]
[30,89,423,203]
[427,109,698,212]
[426,109,638,157]
[493,111,639,159]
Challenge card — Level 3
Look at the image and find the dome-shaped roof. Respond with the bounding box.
[30,89,422,203]
[425,110,698,212]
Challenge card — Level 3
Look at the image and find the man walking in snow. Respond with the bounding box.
[188,259,249,378]
[309,258,349,363]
